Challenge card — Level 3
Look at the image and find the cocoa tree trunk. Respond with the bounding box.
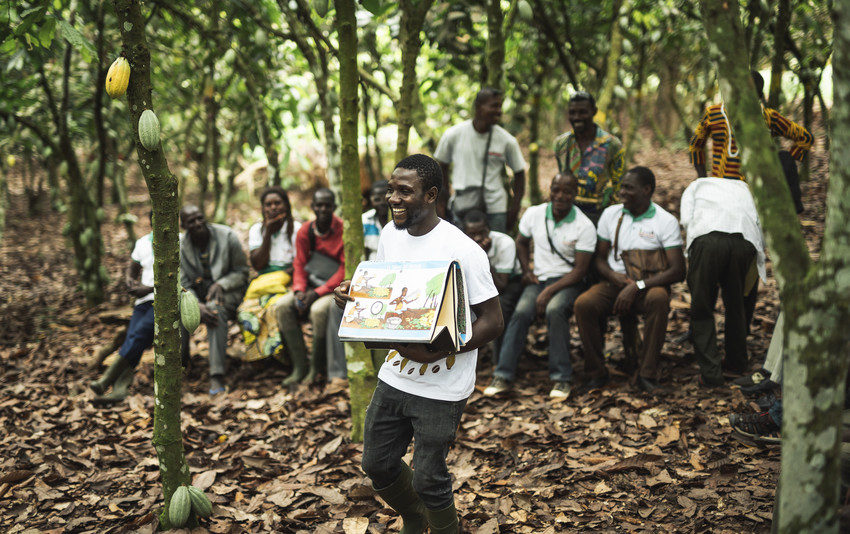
[701,1,850,532]
[111,0,192,528]
[335,0,377,442]
[485,0,504,89]
[395,0,434,162]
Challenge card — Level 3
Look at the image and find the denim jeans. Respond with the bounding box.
[361,380,467,510]
[119,301,155,367]
[494,279,583,383]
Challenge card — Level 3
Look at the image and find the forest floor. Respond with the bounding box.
[0,134,832,533]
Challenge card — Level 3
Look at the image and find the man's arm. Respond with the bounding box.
[689,108,710,177]
[214,230,250,291]
[766,108,814,160]
[515,234,537,285]
[594,240,629,288]
[612,247,686,315]
[126,261,152,298]
[438,161,451,219]
[507,170,525,230]
[603,141,626,206]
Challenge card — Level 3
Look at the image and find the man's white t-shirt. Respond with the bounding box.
[518,204,597,281]
[376,219,498,401]
[434,120,526,214]
[597,203,683,274]
[131,233,155,306]
[488,230,521,277]
[247,220,301,270]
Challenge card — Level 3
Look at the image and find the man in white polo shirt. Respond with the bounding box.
[574,166,685,392]
[484,173,596,399]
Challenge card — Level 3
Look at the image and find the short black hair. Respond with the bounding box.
[568,90,596,110]
[313,187,336,204]
[395,154,443,195]
[462,209,488,228]
[370,179,389,194]
[474,87,503,108]
[626,166,656,195]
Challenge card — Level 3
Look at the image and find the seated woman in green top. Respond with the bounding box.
[238,186,301,362]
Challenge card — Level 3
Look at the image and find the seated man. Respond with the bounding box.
[179,205,250,395]
[483,173,596,399]
[680,177,767,386]
[275,188,345,385]
[574,166,685,393]
[463,209,522,359]
[90,213,155,404]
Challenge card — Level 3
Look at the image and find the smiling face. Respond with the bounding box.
[474,95,504,128]
[464,220,491,252]
[311,190,336,227]
[550,174,578,220]
[386,167,436,235]
[619,171,652,214]
[180,205,210,244]
[568,100,596,137]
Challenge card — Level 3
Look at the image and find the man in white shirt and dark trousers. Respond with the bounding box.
[680,177,767,387]
[334,154,503,534]
[483,173,597,399]
[434,87,526,233]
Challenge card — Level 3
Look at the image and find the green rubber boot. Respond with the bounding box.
[89,355,131,395]
[92,366,134,404]
[374,463,427,534]
[280,327,308,386]
[304,334,327,384]
[426,501,459,534]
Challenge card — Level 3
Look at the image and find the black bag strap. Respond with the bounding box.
[545,216,574,268]
[480,127,493,188]
[612,211,626,260]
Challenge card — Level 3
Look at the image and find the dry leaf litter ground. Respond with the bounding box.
[0,136,830,533]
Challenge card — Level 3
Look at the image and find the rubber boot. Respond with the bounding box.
[89,355,131,395]
[280,327,308,386]
[92,366,134,404]
[426,501,459,534]
[304,334,327,384]
[374,463,427,534]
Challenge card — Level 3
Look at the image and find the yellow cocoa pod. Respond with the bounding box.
[168,486,191,528]
[105,56,130,98]
[180,289,201,333]
[138,109,160,152]
[187,485,213,518]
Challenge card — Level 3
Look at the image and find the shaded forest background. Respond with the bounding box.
[0,0,836,532]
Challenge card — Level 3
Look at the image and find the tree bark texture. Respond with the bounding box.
[701,1,850,532]
[595,0,623,121]
[335,0,378,443]
[485,0,505,90]
[767,0,790,108]
[111,0,192,529]
[395,0,434,162]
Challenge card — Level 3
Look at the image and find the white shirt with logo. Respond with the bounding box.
[518,203,597,281]
[597,203,683,275]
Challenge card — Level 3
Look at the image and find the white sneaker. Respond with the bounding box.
[549,381,572,399]
[483,377,510,396]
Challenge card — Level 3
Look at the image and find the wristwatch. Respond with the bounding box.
[635,280,646,290]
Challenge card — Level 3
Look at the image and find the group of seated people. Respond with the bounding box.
[89,181,387,401]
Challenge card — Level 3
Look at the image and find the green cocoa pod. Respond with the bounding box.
[138,109,160,152]
[169,486,191,528]
[187,485,213,518]
[180,289,201,333]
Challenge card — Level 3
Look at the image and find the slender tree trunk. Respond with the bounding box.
[701,2,850,533]
[111,0,192,529]
[237,57,280,188]
[485,0,504,90]
[335,0,377,443]
[93,2,108,208]
[395,0,434,162]
[596,0,624,121]
[42,38,107,306]
[624,35,647,163]
[768,0,790,108]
